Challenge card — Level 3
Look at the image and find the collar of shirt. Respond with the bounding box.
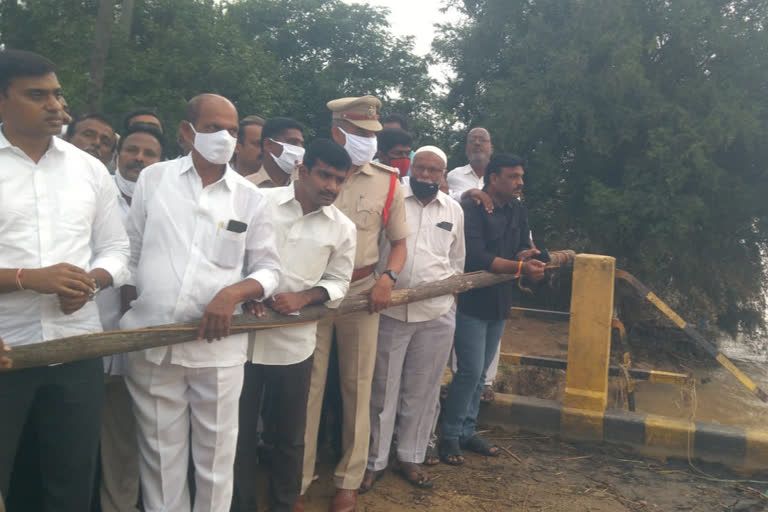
[272,181,335,220]
[0,123,66,158]
[178,153,237,191]
[459,163,481,178]
[353,162,375,176]
[403,178,450,208]
[246,165,273,187]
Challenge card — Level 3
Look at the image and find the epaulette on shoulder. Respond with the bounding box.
[369,161,398,174]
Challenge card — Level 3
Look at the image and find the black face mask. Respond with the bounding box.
[410,178,439,199]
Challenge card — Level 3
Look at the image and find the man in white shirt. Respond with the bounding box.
[0,50,130,511]
[236,139,356,512]
[447,127,492,202]
[96,124,164,512]
[361,146,465,493]
[120,93,281,512]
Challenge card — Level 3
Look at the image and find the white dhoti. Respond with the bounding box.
[125,354,244,512]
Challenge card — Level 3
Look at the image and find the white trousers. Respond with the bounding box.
[125,355,244,512]
[368,308,455,471]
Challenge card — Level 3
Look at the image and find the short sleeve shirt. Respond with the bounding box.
[332,162,409,269]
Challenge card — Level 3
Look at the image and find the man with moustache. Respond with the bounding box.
[246,117,305,188]
[0,50,130,511]
[121,93,280,512]
[299,95,408,512]
[96,124,164,512]
[233,115,265,178]
[236,139,356,512]
[66,113,117,168]
[362,146,465,493]
[440,154,546,465]
[447,126,509,403]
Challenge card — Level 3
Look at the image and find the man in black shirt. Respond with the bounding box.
[440,153,546,464]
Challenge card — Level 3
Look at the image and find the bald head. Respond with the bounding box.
[184,93,237,125]
[179,93,239,161]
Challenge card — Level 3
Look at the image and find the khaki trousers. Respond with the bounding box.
[100,375,140,512]
[301,274,379,492]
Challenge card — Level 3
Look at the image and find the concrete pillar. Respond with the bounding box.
[563,254,616,412]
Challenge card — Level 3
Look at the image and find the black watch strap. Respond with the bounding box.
[383,269,397,283]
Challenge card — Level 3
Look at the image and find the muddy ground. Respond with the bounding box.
[301,313,768,511]
[304,424,768,511]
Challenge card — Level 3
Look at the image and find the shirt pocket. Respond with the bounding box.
[210,229,246,269]
[354,196,381,232]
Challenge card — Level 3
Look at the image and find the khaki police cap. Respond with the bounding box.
[327,95,383,132]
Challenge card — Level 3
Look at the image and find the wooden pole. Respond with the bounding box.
[4,269,564,371]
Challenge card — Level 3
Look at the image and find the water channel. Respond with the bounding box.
[501,314,768,430]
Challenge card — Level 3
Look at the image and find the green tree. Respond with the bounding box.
[224,0,443,140]
[0,0,444,149]
[436,0,768,331]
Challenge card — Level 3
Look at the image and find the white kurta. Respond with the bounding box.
[121,155,280,512]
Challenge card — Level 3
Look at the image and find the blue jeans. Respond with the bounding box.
[440,310,506,441]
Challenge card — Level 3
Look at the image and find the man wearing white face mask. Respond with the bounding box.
[298,95,408,512]
[120,93,281,512]
[246,117,305,189]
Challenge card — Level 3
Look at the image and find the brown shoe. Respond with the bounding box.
[329,489,357,512]
[292,495,305,512]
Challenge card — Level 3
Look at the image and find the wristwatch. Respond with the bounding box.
[382,269,398,283]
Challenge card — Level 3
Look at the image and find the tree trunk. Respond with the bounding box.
[120,0,134,35]
[86,0,115,112]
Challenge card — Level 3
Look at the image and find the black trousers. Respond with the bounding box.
[0,358,104,512]
[234,356,313,512]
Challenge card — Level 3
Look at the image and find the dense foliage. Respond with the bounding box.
[435,0,768,331]
[0,0,439,140]
[2,0,767,331]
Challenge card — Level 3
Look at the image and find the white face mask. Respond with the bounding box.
[115,171,136,198]
[339,127,377,166]
[189,124,237,165]
[269,139,306,175]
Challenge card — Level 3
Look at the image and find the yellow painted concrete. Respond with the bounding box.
[644,414,693,454]
[561,407,604,441]
[745,429,768,469]
[563,254,615,411]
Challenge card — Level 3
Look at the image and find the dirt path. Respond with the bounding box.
[298,315,768,511]
[304,424,767,511]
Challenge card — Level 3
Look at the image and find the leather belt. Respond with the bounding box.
[351,264,375,282]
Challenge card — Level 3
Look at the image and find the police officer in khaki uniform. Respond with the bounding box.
[297,96,408,512]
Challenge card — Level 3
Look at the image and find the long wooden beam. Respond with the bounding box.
[4,270,543,371]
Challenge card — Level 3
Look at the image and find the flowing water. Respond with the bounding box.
[632,334,768,429]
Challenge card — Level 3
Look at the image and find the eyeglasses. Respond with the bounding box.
[468,137,490,143]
